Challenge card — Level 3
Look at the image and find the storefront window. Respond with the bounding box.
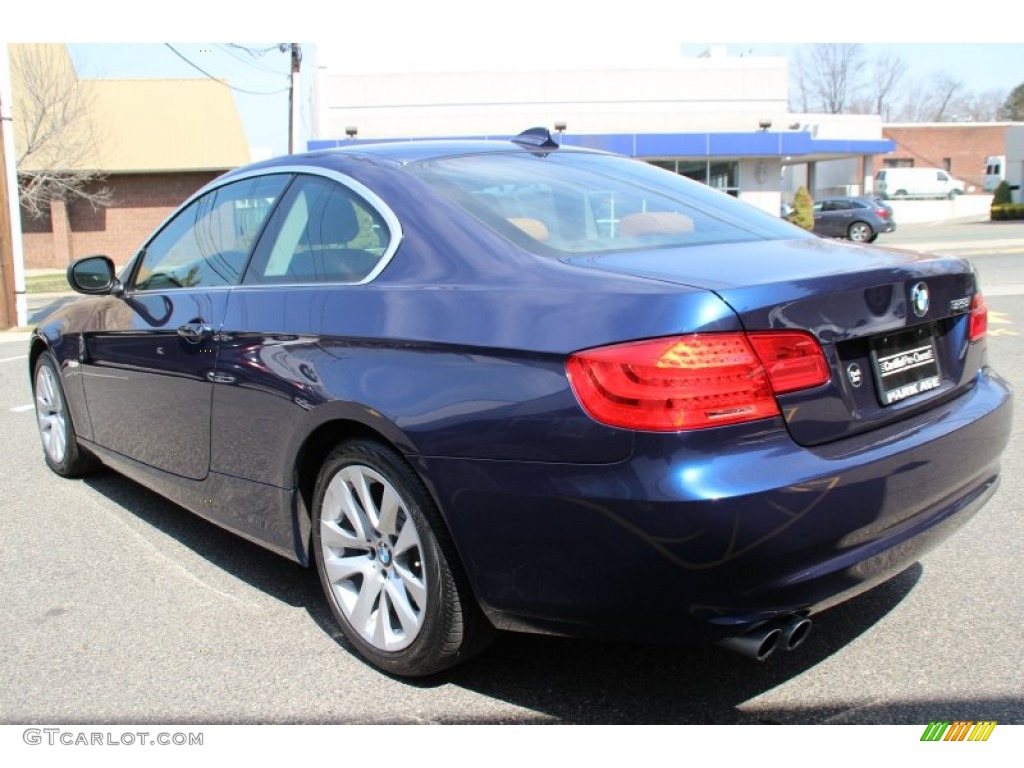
[648,159,740,197]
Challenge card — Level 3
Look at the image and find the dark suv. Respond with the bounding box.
[812,196,896,243]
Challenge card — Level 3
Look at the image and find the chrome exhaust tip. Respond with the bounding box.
[717,625,783,661]
[780,616,812,651]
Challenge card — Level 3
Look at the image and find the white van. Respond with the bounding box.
[983,156,1006,192]
[875,168,967,200]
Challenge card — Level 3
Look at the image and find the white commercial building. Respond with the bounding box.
[311,45,893,215]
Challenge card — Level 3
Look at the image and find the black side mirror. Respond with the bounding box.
[67,255,121,296]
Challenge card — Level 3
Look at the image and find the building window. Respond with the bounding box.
[884,158,914,168]
[943,158,952,172]
[649,159,740,197]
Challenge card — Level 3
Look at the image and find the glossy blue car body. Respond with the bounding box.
[30,138,1012,662]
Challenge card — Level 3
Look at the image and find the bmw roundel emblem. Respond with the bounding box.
[911,282,930,317]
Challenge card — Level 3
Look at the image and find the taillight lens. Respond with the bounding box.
[969,292,987,342]
[567,331,829,431]
[876,208,891,218]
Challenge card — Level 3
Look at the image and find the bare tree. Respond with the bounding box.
[10,44,111,219]
[892,72,966,122]
[792,44,866,114]
[870,52,908,121]
[927,73,965,121]
[947,88,1008,122]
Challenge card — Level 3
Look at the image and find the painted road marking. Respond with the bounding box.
[0,355,28,364]
[9,404,34,412]
[989,310,1018,337]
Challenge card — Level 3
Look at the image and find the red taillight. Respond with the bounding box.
[747,332,833,394]
[969,292,988,342]
[566,331,829,431]
[876,208,891,218]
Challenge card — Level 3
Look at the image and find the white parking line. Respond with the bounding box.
[9,404,34,413]
[0,355,28,364]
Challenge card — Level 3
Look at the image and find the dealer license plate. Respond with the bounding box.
[870,325,941,406]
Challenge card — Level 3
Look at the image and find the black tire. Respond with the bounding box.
[32,352,99,478]
[848,221,874,243]
[311,439,494,676]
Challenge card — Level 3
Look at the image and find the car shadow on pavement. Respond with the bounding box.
[83,469,924,724]
[437,564,923,724]
[82,471,330,621]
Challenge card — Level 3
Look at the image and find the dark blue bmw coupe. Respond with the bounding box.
[29,130,1012,676]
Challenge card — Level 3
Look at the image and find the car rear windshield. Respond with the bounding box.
[407,151,807,256]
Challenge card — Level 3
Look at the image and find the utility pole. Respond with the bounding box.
[0,95,16,329]
[288,44,302,154]
[0,44,25,330]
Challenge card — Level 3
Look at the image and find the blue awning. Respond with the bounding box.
[308,131,894,160]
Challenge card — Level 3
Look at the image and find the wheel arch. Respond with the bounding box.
[290,417,463,572]
[28,334,50,382]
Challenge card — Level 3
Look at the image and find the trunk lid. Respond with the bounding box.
[562,237,982,446]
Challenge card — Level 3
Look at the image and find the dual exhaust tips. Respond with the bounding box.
[717,615,812,661]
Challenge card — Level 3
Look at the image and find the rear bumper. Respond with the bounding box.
[415,367,1012,641]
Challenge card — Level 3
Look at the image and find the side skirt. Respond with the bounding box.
[81,439,307,565]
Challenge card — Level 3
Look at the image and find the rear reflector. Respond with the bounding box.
[567,331,829,431]
[969,292,988,342]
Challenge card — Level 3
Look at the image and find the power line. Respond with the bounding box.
[163,44,288,96]
[216,44,283,75]
[227,44,281,59]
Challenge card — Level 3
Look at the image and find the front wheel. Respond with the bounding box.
[33,352,98,477]
[848,222,874,243]
[312,440,493,676]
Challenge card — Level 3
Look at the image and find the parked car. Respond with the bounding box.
[875,167,967,200]
[30,129,1011,676]
[813,195,897,243]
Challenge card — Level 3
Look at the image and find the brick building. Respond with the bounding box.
[873,123,1019,192]
[11,45,250,269]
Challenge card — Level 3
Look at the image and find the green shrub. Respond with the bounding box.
[789,186,814,231]
[991,203,1024,221]
[992,180,1013,206]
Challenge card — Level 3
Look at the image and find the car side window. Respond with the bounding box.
[245,174,391,285]
[132,175,289,291]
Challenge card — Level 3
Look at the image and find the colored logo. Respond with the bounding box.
[911,282,930,317]
[920,721,996,742]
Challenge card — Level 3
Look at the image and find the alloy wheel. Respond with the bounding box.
[318,464,427,651]
[35,364,67,466]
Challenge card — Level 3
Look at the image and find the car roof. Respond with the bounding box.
[226,137,603,178]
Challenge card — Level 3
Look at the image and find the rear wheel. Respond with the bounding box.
[33,352,98,477]
[848,221,874,243]
[312,439,493,676]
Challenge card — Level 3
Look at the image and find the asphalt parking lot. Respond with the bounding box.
[0,234,1022,726]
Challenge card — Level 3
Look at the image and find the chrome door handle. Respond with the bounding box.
[177,322,213,344]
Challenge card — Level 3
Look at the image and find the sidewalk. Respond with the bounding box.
[881,217,1024,255]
